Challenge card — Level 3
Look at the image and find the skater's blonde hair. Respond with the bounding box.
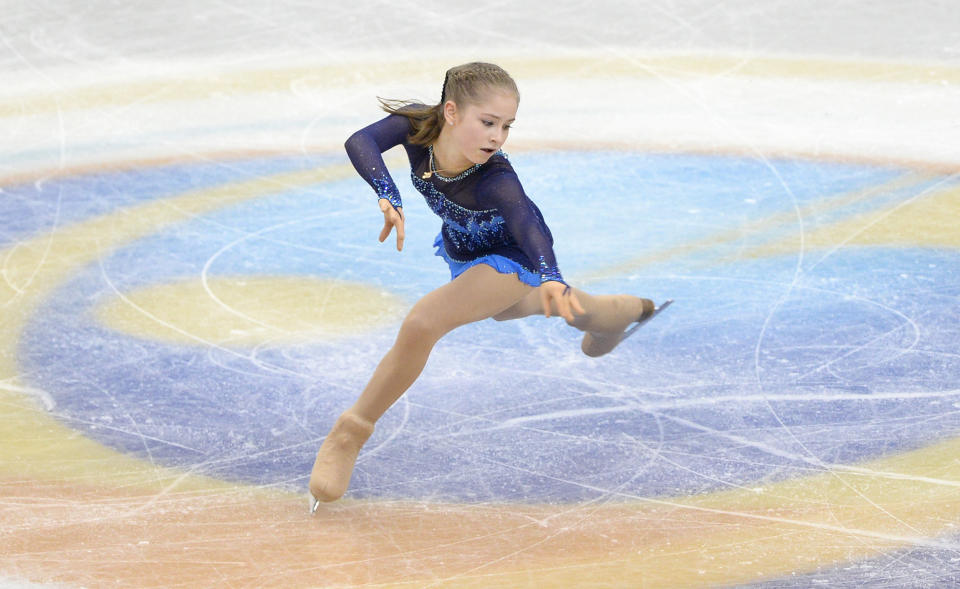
[379,62,520,146]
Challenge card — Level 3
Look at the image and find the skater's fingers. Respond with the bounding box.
[377,199,392,243]
[539,286,552,319]
[557,296,575,323]
[540,281,575,321]
[568,290,586,315]
[378,200,404,251]
[394,210,405,252]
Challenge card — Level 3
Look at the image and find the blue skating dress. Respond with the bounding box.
[344,113,566,287]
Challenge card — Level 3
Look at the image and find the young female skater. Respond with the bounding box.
[310,62,664,508]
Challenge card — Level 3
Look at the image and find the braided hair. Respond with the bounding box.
[379,62,520,146]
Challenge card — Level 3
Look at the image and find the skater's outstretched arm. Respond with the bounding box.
[345,114,412,250]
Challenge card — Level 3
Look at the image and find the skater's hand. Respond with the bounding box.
[540,281,585,323]
[378,198,405,251]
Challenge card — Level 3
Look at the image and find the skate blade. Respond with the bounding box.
[622,299,673,340]
[310,494,320,515]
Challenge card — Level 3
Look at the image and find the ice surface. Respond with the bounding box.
[2,1,960,588]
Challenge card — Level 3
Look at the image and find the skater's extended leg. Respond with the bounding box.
[493,287,653,357]
[310,265,531,503]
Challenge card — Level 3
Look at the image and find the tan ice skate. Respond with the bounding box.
[581,298,672,358]
[309,412,375,512]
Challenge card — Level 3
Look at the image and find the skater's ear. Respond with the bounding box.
[442,99,459,126]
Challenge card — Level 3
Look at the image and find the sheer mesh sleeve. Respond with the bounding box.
[475,170,566,285]
[344,114,412,209]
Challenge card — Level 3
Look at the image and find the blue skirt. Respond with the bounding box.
[433,233,540,287]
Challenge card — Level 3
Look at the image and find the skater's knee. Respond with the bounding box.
[398,308,447,344]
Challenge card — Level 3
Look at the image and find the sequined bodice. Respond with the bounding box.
[344,112,565,284]
[411,167,512,257]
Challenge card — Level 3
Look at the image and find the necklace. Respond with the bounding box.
[422,145,480,182]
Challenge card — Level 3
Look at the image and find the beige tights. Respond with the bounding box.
[310,265,530,502]
[309,267,650,502]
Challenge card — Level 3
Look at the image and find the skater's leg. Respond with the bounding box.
[349,265,531,423]
[494,286,649,331]
[493,287,653,357]
[310,265,531,503]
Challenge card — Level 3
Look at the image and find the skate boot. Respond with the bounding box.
[581,298,671,358]
[309,412,374,512]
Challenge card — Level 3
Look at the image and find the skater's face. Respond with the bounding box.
[443,88,518,165]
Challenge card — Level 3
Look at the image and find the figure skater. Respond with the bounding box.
[310,62,668,509]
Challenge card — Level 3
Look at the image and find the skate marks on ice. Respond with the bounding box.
[3,149,960,587]
[5,435,960,587]
[3,57,960,587]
